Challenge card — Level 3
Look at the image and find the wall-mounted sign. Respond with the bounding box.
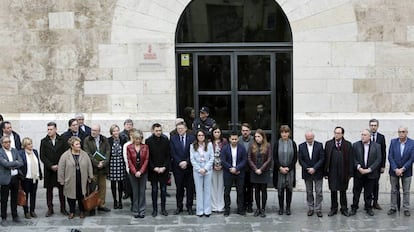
[181,54,190,66]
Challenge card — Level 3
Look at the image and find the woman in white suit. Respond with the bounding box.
[190,129,214,217]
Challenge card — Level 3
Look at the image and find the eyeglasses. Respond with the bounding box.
[2,141,10,144]
[398,131,407,133]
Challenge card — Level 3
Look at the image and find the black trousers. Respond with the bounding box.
[67,197,85,214]
[151,178,167,210]
[1,176,19,219]
[173,168,194,210]
[331,190,348,211]
[22,178,38,214]
[243,171,253,208]
[352,175,375,210]
[372,174,381,203]
[46,184,65,210]
[224,174,244,212]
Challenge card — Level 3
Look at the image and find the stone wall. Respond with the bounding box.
[2,0,414,192]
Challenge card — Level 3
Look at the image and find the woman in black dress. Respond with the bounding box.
[248,129,272,217]
[107,124,127,209]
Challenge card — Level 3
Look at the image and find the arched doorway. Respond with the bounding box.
[175,0,293,143]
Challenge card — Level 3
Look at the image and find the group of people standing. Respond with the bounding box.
[0,110,413,224]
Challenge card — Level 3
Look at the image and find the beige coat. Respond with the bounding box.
[57,149,93,199]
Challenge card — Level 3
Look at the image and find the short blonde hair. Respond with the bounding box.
[21,137,33,149]
[131,130,143,140]
[68,136,81,147]
[109,124,120,135]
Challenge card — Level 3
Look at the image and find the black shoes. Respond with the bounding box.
[188,208,195,215]
[366,209,374,216]
[254,209,261,217]
[316,212,323,217]
[12,217,21,223]
[246,206,253,213]
[341,209,350,217]
[373,203,382,210]
[98,207,111,212]
[224,210,230,217]
[161,209,168,216]
[174,208,183,215]
[404,210,411,216]
[328,210,337,217]
[285,208,291,215]
[307,210,314,216]
[278,209,283,215]
[45,209,54,217]
[260,209,266,218]
[349,208,357,216]
[152,210,158,217]
[387,209,397,215]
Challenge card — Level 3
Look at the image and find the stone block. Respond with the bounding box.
[48,12,75,29]
[0,81,18,95]
[353,79,376,93]
[327,79,353,93]
[294,42,332,67]
[84,80,144,95]
[290,1,355,31]
[332,42,375,67]
[376,42,414,66]
[407,25,414,41]
[391,93,414,112]
[143,79,175,94]
[113,68,137,80]
[98,44,129,68]
[294,93,331,113]
[50,45,78,69]
[357,93,392,112]
[294,23,357,42]
[138,94,176,113]
[110,95,138,113]
[77,95,109,113]
[294,79,327,93]
[330,93,358,112]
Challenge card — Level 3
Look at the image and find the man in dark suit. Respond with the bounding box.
[0,121,22,151]
[0,135,24,225]
[368,119,386,210]
[146,123,171,217]
[298,131,325,217]
[350,129,381,216]
[61,118,87,149]
[220,131,247,216]
[40,122,68,217]
[387,126,414,216]
[75,113,91,136]
[324,126,353,217]
[170,121,195,215]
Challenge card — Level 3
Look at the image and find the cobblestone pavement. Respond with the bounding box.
[1,184,413,232]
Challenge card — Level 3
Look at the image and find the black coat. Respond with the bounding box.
[146,134,171,183]
[40,134,67,188]
[352,141,381,179]
[298,141,325,180]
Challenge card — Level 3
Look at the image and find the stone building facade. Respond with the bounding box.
[1,0,414,191]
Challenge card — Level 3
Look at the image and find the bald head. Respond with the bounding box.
[91,124,101,138]
[304,131,315,145]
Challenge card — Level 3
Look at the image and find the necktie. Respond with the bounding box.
[28,152,39,183]
[336,141,341,150]
[372,134,376,142]
[181,136,185,149]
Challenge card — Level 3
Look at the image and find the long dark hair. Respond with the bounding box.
[193,129,208,152]
[212,125,224,142]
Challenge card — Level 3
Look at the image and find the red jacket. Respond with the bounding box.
[127,143,149,175]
